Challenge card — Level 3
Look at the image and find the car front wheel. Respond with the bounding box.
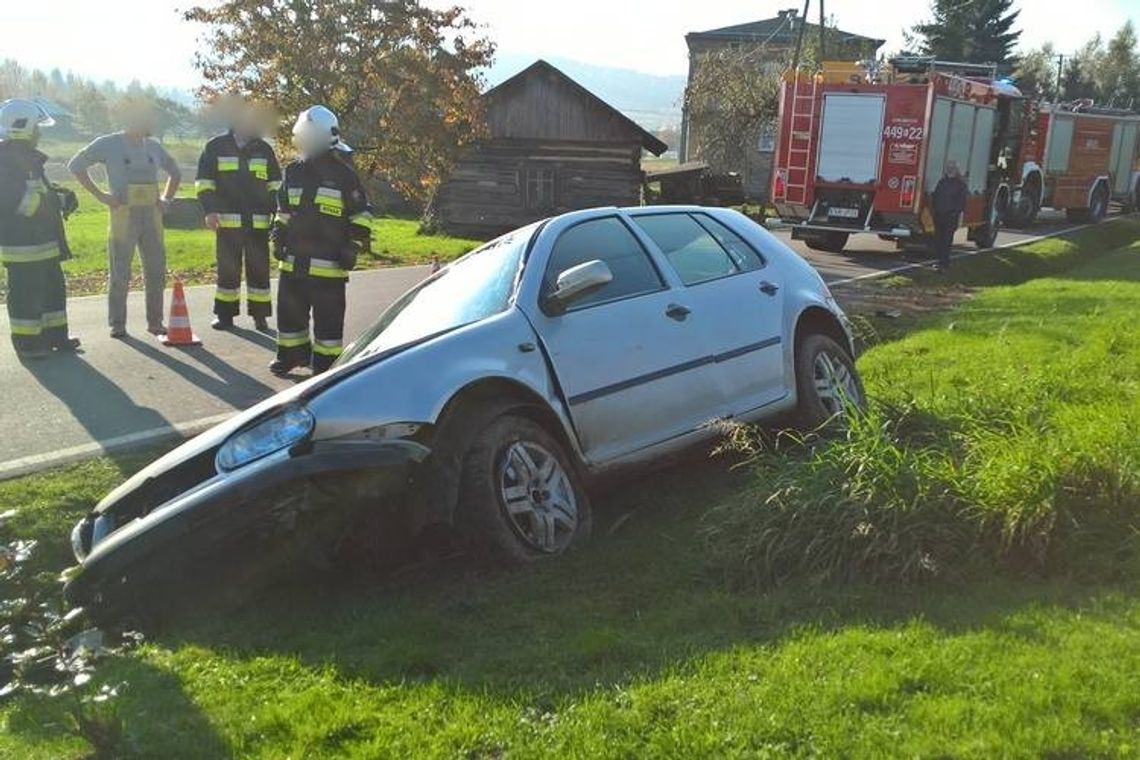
[794,333,865,427]
[458,414,591,563]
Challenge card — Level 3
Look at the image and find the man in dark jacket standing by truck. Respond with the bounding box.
[196,98,281,331]
[0,99,80,359]
[930,160,968,271]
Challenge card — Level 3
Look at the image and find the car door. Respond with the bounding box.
[627,211,788,415]
[525,215,728,463]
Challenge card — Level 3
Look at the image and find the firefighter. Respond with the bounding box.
[68,98,181,338]
[0,99,80,359]
[930,160,968,271]
[196,97,281,331]
[269,105,371,376]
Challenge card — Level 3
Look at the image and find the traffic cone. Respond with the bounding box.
[161,279,201,347]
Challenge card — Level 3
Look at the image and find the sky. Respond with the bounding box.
[2,0,1137,88]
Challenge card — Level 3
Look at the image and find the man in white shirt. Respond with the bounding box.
[69,98,181,338]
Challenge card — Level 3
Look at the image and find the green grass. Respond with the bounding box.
[0,184,483,298]
[2,228,1140,758]
[38,137,206,168]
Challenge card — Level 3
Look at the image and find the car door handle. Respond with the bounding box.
[759,280,780,296]
[665,303,691,322]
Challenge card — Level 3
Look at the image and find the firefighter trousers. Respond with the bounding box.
[214,228,272,319]
[109,205,166,332]
[275,273,346,373]
[5,258,68,353]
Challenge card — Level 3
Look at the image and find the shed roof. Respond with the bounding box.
[485,59,668,156]
[687,12,884,50]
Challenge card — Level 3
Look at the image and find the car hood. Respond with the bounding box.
[90,335,438,516]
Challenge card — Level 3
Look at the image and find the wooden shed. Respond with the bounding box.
[433,60,668,236]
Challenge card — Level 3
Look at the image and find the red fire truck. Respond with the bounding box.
[770,59,1140,253]
[1006,101,1140,226]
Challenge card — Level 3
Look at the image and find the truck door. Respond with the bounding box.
[1109,121,1139,195]
[817,93,887,185]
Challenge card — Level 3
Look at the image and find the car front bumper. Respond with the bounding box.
[64,438,429,617]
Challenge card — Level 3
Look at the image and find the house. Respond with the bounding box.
[32,97,76,137]
[433,60,667,237]
[679,8,884,200]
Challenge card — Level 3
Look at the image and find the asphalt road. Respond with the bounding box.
[0,210,1089,477]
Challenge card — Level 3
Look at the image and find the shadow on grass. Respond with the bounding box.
[4,658,232,760]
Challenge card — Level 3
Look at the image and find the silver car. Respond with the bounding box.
[65,206,862,618]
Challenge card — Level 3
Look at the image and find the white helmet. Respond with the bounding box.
[0,99,54,143]
[292,105,351,159]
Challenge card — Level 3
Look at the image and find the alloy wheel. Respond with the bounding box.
[498,440,578,553]
[813,350,861,416]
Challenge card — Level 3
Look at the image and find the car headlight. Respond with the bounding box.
[216,405,315,472]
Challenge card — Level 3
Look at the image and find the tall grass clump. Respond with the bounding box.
[705,239,1140,588]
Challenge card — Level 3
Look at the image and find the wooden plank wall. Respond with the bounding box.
[436,139,643,236]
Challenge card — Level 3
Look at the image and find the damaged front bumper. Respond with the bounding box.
[64,438,429,617]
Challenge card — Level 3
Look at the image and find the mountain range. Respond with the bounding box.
[485,52,686,130]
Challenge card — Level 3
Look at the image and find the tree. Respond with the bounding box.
[72,83,111,136]
[910,0,1022,66]
[1096,21,1140,108]
[683,48,781,182]
[1062,35,1104,101]
[1014,43,1058,100]
[184,0,495,204]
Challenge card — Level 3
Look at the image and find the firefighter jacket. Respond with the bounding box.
[0,141,71,265]
[195,131,282,232]
[273,152,372,279]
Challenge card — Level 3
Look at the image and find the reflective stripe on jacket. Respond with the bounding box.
[0,142,67,265]
[196,131,281,229]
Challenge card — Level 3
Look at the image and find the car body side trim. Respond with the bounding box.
[567,336,782,406]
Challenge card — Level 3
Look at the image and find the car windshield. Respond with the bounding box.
[336,227,532,365]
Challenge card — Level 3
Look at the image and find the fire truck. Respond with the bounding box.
[1006,100,1140,226]
[769,59,1029,253]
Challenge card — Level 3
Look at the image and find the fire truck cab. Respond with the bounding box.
[771,58,1021,253]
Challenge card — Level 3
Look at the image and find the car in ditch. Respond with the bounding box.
[65,205,863,620]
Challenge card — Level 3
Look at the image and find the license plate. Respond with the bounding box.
[828,207,860,219]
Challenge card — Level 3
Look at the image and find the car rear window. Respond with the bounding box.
[631,213,763,286]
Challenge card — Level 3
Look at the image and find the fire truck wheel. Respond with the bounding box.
[1009,179,1040,227]
[1088,184,1109,223]
[804,231,849,253]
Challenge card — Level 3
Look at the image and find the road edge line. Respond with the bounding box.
[825,219,1108,287]
[0,412,235,482]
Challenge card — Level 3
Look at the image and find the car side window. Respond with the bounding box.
[692,214,766,271]
[631,213,748,286]
[544,217,664,310]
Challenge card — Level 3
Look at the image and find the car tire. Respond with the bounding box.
[457,414,591,564]
[794,333,865,428]
[804,231,849,253]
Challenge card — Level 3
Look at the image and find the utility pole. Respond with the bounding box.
[819,0,826,62]
[791,0,811,71]
[1055,54,1065,100]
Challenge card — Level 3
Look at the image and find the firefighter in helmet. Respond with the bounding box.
[196,96,281,331]
[270,105,371,375]
[0,99,80,359]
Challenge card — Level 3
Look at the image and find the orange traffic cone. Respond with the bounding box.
[161,279,201,347]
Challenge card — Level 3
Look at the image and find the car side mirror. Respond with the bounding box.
[544,260,613,315]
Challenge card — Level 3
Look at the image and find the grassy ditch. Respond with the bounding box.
[707,225,1140,588]
[2,224,1139,758]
